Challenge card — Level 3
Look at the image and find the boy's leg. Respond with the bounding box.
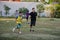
[17,28,21,34]
[17,24,21,34]
[12,27,16,32]
[18,29,21,34]
[26,17,29,24]
[27,17,28,22]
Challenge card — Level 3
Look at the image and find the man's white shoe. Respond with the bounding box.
[12,28,15,32]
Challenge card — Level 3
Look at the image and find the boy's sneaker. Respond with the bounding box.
[12,28,15,32]
[19,31,21,34]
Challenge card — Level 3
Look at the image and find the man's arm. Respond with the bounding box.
[35,12,37,16]
[29,12,31,15]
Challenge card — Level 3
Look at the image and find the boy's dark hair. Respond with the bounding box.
[27,10,29,12]
[19,11,22,13]
[16,10,18,12]
[32,8,35,10]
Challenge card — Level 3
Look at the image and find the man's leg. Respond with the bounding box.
[32,21,36,31]
[30,21,35,32]
[30,20,33,32]
[30,25,35,32]
[30,25,32,32]
[33,20,36,26]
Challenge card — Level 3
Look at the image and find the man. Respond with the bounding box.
[30,8,37,32]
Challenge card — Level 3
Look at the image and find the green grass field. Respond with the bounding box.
[0,18,60,40]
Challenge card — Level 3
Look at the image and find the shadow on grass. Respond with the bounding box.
[0,37,29,40]
[0,37,60,40]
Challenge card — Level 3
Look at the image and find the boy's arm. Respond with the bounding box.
[20,15,23,23]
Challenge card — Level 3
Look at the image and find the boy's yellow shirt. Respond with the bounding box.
[16,16,22,24]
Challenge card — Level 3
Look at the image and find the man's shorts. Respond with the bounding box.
[30,20,36,26]
[17,23,21,29]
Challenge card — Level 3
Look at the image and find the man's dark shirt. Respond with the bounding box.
[30,12,37,21]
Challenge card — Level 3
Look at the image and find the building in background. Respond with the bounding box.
[0,0,45,2]
[0,0,21,2]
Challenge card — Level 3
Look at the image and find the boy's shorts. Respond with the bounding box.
[17,23,21,29]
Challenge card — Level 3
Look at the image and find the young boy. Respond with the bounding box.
[13,12,22,34]
[26,10,29,22]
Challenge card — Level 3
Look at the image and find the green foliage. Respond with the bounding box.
[4,5,11,15]
[0,11,2,16]
[54,4,60,18]
[19,7,29,15]
[49,0,53,4]
[36,4,44,13]
[55,4,60,12]
[48,0,60,4]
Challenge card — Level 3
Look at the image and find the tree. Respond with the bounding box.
[36,4,44,13]
[0,11,2,16]
[48,0,60,4]
[4,5,11,16]
[54,4,60,18]
[36,4,44,17]
[19,7,29,15]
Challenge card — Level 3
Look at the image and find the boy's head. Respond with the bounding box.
[19,11,22,16]
[27,10,29,13]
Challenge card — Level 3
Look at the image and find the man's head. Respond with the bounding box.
[32,8,35,12]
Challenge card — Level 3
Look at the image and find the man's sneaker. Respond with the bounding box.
[12,28,15,32]
[30,30,34,32]
[30,30,32,32]
[27,22,30,24]
[32,30,34,32]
